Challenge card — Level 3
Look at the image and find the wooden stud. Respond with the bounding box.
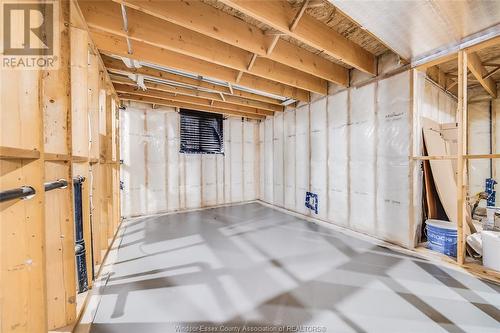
[456,50,467,265]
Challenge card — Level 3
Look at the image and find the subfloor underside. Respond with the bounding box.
[83,203,500,333]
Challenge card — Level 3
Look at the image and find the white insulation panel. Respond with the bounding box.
[349,83,376,235]
[310,98,327,219]
[120,102,260,217]
[273,113,284,207]
[295,105,310,215]
[284,110,296,210]
[259,71,413,248]
[328,91,349,226]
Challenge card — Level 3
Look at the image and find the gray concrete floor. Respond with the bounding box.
[86,203,500,333]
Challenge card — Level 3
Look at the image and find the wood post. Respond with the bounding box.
[456,51,468,265]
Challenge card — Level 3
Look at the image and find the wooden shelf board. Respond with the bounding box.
[0,146,40,160]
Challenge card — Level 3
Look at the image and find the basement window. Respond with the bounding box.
[180,109,224,154]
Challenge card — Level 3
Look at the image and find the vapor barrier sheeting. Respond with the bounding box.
[260,71,412,247]
[120,102,259,217]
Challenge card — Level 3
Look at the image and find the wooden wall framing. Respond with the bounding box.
[0,1,121,332]
[413,37,500,283]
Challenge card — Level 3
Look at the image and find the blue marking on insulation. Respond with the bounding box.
[486,178,497,207]
[305,192,318,214]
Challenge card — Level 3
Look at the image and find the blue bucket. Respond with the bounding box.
[425,219,457,257]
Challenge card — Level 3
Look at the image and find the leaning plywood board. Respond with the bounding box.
[422,118,457,224]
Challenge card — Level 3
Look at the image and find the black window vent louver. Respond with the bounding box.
[180,109,224,154]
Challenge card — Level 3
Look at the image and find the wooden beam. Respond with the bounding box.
[427,66,458,96]
[110,74,283,112]
[218,0,376,75]
[102,55,283,105]
[467,52,497,98]
[112,0,348,85]
[416,53,457,71]
[456,51,468,265]
[91,30,311,101]
[484,66,500,80]
[110,74,221,100]
[113,83,274,116]
[235,71,244,83]
[80,1,327,94]
[118,93,266,119]
[289,0,309,32]
[247,54,258,71]
[267,35,280,55]
[465,35,500,54]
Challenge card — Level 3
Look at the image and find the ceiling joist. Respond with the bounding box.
[102,55,284,106]
[91,30,310,101]
[119,93,266,120]
[111,75,284,112]
[111,0,348,86]
[467,52,498,98]
[218,0,376,75]
[114,83,275,116]
[80,0,327,95]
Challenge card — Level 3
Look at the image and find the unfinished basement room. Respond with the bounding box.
[2,0,500,332]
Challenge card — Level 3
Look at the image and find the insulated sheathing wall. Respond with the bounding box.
[328,90,349,226]
[259,72,413,247]
[120,103,260,217]
[264,117,274,203]
[146,110,167,214]
[295,105,310,215]
[224,117,231,202]
[421,79,457,122]
[413,75,457,237]
[468,101,491,195]
[310,98,328,219]
[349,84,376,234]
[376,71,410,247]
[230,117,243,202]
[120,107,146,217]
[284,110,296,210]
[185,154,202,209]
[417,77,491,202]
[243,121,257,200]
[273,113,285,207]
[166,111,180,211]
[202,155,217,207]
[259,121,265,201]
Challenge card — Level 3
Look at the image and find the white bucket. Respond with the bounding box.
[482,231,500,272]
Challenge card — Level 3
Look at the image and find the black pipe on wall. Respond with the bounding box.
[0,186,36,203]
[44,179,68,192]
[73,175,89,293]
